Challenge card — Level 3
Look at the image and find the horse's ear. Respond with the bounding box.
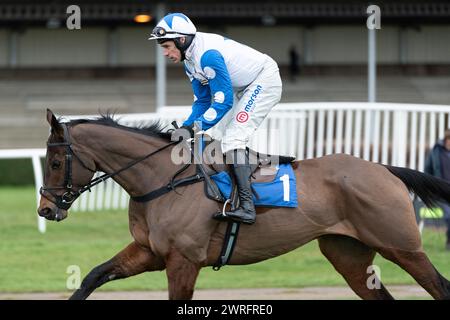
[46,108,63,136]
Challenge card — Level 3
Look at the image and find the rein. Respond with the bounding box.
[40,122,179,210]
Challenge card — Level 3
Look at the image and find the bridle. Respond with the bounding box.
[39,123,178,210]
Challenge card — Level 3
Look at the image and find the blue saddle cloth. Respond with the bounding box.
[210,164,298,208]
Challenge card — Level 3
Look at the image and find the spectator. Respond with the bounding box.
[288,45,300,82]
[425,129,450,250]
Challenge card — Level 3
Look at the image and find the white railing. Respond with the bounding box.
[2,102,450,233]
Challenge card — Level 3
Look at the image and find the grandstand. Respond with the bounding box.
[1,76,450,148]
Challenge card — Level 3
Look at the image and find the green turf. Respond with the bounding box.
[0,186,449,293]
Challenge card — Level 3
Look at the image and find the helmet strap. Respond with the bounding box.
[174,35,194,61]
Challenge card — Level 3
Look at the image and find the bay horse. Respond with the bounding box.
[38,109,450,300]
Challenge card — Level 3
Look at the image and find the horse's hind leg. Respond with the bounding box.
[377,247,450,300]
[70,241,165,300]
[318,235,394,300]
[165,248,201,300]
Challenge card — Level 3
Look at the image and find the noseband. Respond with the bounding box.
[40,123,178,210]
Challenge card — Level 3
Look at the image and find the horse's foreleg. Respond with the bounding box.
[165,248,201,300]
[69,241,164,300]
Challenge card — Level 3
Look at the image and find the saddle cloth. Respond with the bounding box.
[210,163,298,208]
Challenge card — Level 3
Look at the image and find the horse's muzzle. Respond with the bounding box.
[38,204,68,222]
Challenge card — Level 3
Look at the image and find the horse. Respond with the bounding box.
[38,109,450,300]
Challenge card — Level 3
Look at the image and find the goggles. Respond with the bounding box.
[150,26,193,38]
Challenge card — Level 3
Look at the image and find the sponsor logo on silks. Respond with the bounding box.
[244,85,263,113]
[236,111,249,123]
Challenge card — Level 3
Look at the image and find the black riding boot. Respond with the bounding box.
[222,163,256,224]
[213,148,256,224]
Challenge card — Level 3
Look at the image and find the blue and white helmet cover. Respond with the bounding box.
[149,13,196,40]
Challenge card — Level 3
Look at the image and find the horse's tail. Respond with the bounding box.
[384,165,450,208]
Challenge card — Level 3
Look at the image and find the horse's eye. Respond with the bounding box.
[51,160,61,170]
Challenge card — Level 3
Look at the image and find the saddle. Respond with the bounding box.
[195,138,296,205]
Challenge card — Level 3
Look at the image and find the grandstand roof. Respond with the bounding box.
[0,1,449,27]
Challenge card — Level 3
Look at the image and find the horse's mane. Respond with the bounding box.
[67,112,172,141]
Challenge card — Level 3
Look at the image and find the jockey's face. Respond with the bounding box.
[160,40,182,63]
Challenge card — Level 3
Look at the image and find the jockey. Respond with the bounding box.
[149,13,282,225]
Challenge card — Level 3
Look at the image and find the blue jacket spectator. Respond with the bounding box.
[425,129,450,250]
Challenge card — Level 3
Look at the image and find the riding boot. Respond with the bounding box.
[221,149,256,224]
[222,163,256,224]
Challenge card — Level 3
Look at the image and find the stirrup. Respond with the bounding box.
[221,199,231,216]
[212,199,232,222]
